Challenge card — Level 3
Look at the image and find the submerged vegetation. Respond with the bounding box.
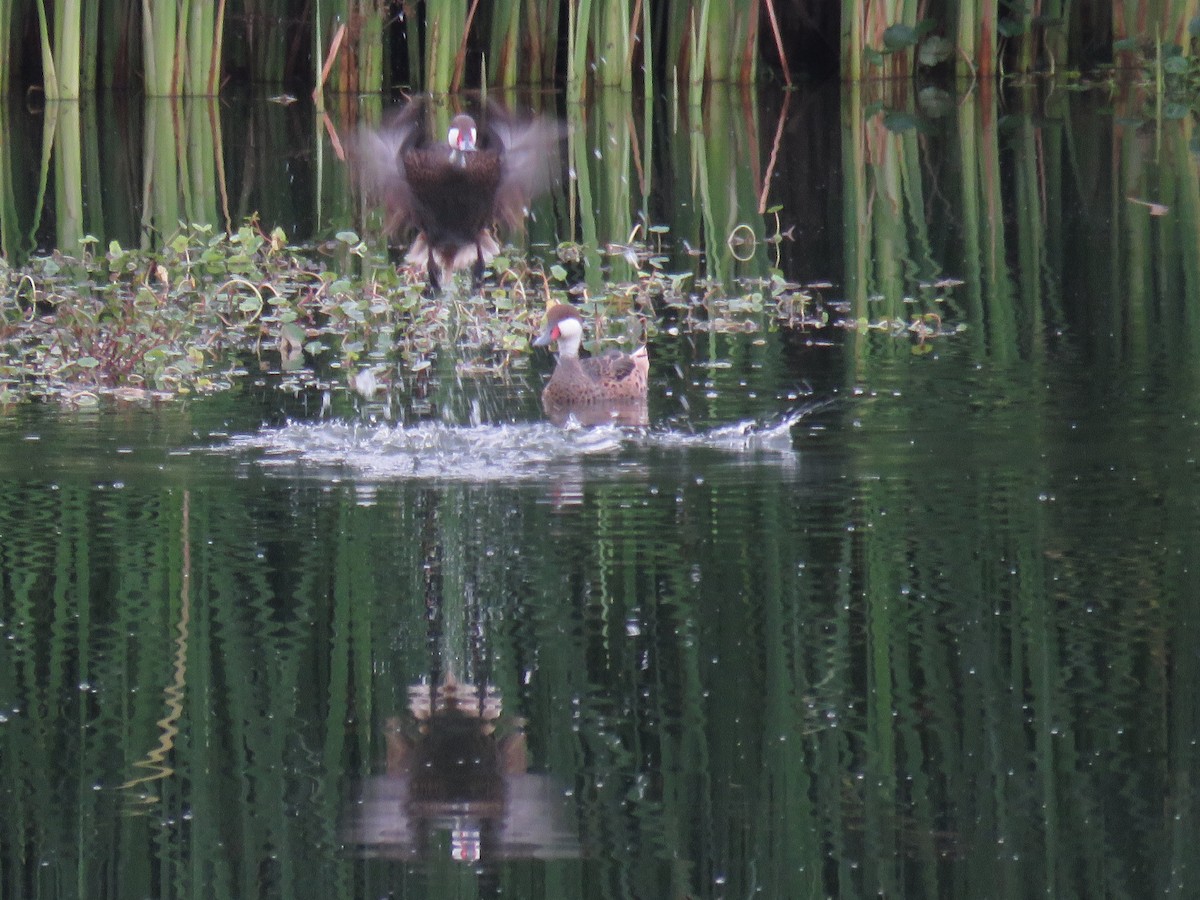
[0,1,1198,97]
[0,219,960,405]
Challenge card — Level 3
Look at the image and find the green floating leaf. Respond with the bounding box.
[883,111,919,133]
[919,36,954,67]
[1113,37,1140,52]
[335,230,360,244]
[550,264,568,281]
[1163,56,1189,75]
[883,23,919,51]
[75,356,100,368]
[865,47,886,66]
[1164,102,1189,120]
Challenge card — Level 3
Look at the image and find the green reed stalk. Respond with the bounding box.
[841,0,863,80]
[1119,118,1151,364]
[707,0,760,82]
[706,0,731,82]
[692,86,766,289]
[595,89,635,283]
[426,0,467,94]
[97,0,135,88]
[241,0,287,83]
[54,0,83,98]
[1168,119,1200,362]
[81,99,106,243]
[1012,2,1036,73]
[34,0,61,99]
[314,0,327,103]
[661,0,686,88]
[842,84,870,365]
[185,0,221,95]
[0,104,20,258]
[977,86,1016,360]
[0,4,9,94]
[1042,0,1068,71]
[143,0,179,95]
[740,1,760,83]
[594,0,632,89]
[142,98,181,245]
[568,106,603,292]
[81,0,101,90]
[30,96,55,245]
[869,123,905,325]
[957,0,998,77]
[51,103,84,250]
[844,0,908,81]
[1012,112,1046,356]
[641,0,653,105]
[358,0,384,93]
[489,0,521,89]
[184,100,218,226]
[688,0,710,98]
[537,0,561,82]
[567,0,594,102]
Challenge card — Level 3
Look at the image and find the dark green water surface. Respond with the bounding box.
[2,83,1200,899]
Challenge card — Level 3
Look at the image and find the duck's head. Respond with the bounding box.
[533,304,584,355]
[447,114,478,152]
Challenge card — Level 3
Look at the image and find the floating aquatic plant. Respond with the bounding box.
[0,219,964,406]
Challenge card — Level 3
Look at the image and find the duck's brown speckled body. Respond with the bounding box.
[351,99,561,293]
[533,304,649,425]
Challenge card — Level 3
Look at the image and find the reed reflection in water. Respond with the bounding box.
[0,80,1199,899]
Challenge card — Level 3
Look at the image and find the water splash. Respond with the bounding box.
[643,406,816,454]
[221,404,822,482]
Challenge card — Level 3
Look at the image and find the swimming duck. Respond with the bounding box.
[351,98,561,294]
[532,304,649,425]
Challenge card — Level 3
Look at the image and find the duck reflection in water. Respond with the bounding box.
[350,97,563,295]
[533,303,650,427]
[342,674,579,863]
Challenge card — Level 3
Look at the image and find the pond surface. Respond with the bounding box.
[2,81,1200,899]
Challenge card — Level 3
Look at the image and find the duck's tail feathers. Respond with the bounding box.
[405,232,501,275]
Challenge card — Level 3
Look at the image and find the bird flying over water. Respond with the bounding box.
[350,97,563,294]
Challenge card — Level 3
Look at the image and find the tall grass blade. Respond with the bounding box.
[54,102,84,249]
[34,0,61,100]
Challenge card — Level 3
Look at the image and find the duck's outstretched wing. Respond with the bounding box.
[486,107,566,232]
[348,100,430,235]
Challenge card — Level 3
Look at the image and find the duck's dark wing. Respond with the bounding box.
[485,108,565,231]
[347,100,430,235]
